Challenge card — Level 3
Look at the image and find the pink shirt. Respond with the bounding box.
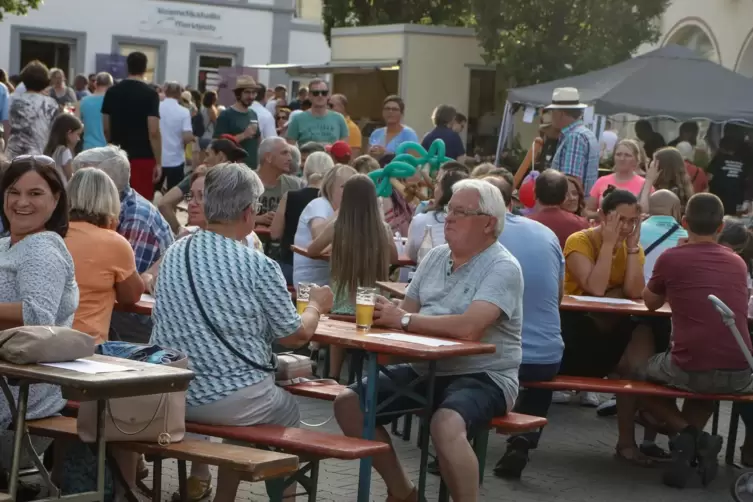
[589,173,649,208]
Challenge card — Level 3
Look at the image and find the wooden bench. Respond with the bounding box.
[524,375,753,466]
[285,380,547,485]
[26,416,299,502]
[184,422,390,502]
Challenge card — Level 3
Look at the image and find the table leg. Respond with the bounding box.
[416,361,436,502]
[7,382,29,501]
[357,353,379,502]
[96,400,107,499]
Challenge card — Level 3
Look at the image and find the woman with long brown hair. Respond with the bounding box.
[309,174,397,380]
[639,147,694,213]
[563,175,587,217]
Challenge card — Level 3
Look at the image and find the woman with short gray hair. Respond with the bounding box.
[151,163,333,502]
[65,167,144,344]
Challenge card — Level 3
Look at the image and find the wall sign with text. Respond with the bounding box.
[140,6,222,39]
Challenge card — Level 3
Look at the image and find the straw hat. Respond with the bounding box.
[233,75,257,91]
[544,87,588,110]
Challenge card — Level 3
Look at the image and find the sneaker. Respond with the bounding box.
[579,392,600,408]
[596,396,617,416]
[493,436,531,479]
[171,475,212,502]
[663,431,697,489]
[427,456,440,475]
[696,432,723,487]
[551,391,573,404]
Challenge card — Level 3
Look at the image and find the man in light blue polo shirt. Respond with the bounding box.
[483,171,566,479]
[640,189,687,283]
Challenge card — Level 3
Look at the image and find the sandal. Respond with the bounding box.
[614,445,655,468]
[639,443,672,461]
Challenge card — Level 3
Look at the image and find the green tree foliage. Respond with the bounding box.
[321,0,473,44]
[0,0,42,21]
[471,0,671,87]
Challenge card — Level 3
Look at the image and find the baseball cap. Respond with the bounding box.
[326,141,352,162]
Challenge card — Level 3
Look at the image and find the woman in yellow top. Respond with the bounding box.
[65,168,144,344]
[562,187,659,466]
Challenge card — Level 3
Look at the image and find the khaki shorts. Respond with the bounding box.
[639,351,753,395]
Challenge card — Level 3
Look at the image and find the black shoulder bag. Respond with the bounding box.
[644,223,680,256]
[184,235,277,373]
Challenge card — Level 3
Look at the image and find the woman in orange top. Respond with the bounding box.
[65,167,144,343]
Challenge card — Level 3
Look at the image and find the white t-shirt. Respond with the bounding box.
[266,99,279,115]
[159,98,192,167]
[293,197,333,286]
[600,130,618,159]
[251,101,277,140]
[406,210,446,263]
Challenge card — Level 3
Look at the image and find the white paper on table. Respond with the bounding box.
[367,333,460,347]
[40,359,136,374]
[570,295,637,305]
[140,294,155,303]
[522,106,536,124]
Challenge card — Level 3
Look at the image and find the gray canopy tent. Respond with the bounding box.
[496,45,753,161]
[505,44,753,123]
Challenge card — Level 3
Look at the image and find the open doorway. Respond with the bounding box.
[20,39,70,73]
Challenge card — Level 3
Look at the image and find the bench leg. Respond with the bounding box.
[177,460,188,502]
[712,400,720,435]
[403,413,412,442]
[152,459,162,502]
[473,429,490,485]
[307,460,319,502]
[727,402,741,466]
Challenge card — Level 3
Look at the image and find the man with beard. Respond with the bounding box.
[214,75,260,168]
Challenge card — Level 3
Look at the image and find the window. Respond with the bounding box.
[118,44,160,83]
[197,53,234,93]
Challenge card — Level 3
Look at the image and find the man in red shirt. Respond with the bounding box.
[528,169,589,248]
[641,192,753,488]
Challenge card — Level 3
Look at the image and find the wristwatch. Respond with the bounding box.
[400,313,412,331]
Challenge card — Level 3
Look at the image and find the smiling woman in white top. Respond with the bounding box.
[292,164,356,286]
[406,169,468,263]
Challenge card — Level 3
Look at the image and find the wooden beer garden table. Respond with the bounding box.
[376,281,672,317]
[291,245,416,267]
[0,355,194,502]
[312,318,495,502]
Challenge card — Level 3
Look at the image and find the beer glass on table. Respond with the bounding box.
[355,287,377,330]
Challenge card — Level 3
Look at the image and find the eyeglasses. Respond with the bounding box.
[310,90,329,97]
[184,192,204,203]
[383,106,402,113]
[250,202,262,213]
[276,115,289,121]
[445,205,490,218]
[12,154,56,167]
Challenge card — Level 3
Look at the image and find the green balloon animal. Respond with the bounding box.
[367,139,453,197]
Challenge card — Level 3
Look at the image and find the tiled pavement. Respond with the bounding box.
[144,395,746,502]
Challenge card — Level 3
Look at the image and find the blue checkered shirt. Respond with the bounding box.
[118,187,174,273]
[551,120,599,193]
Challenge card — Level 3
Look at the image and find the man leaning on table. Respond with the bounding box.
[639,192,753,489]
[334,179,523,502]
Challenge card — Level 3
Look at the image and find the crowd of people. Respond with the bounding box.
[0,53,752,502]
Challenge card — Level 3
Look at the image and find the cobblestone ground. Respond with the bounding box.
[140,395,745,502]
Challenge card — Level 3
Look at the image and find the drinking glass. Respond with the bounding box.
[355,287,377,329]
[296,282,312,315]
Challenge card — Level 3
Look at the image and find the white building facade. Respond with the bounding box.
[0,0,330,89]
[654,0,753,76]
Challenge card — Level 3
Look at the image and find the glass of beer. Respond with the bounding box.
[355,287,377,330]
[296,282,312,315]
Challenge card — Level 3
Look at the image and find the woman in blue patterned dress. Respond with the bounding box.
[0,156,78,480]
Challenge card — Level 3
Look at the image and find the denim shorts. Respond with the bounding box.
[349,364,508,432]
[639,351,753,394]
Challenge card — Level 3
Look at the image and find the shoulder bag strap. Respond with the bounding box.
[184,234,277,373]
[644,223,681,256]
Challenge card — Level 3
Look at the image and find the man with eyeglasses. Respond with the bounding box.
[334,179,523,502]
[285,79,348,146]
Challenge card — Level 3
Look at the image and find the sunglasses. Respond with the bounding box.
[12,154,56,166]
[276,115,289,121]
[310,90,329,97]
